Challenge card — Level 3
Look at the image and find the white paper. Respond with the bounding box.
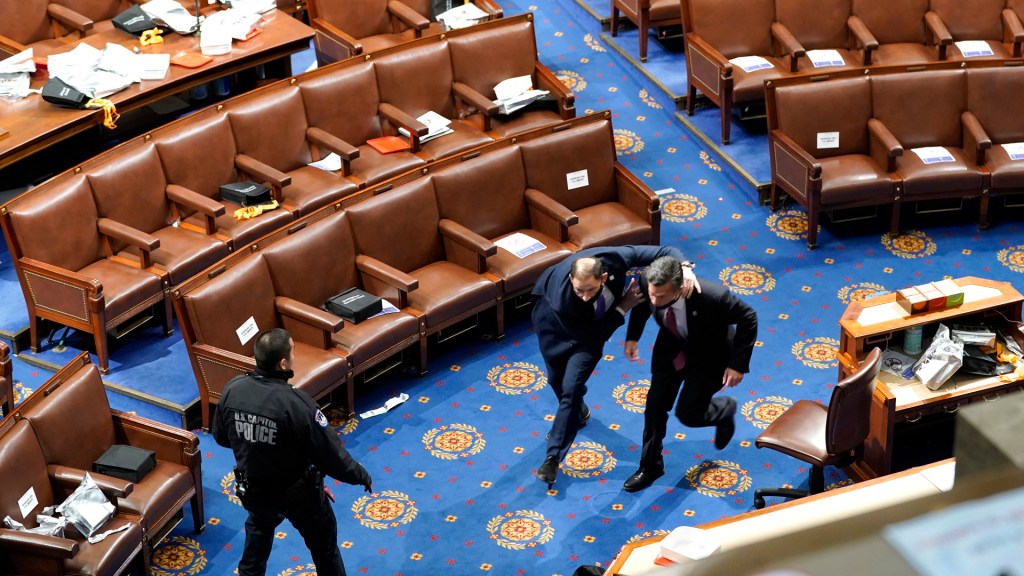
[1002,142,1024,161]
[955,40,994,58]
[140,0,202,34]
[816,131,840,149]
[566,169,589,190]
[883,485,1024,576]
[494,232,546,259]
[49,44,136,97]
[87,521,131,544]
[0,49,36,74]
[729,55,773,73]
[495,89,548,115]
[0,72,33,100]
[880,348,918,378]
[136,53,171,81]
[494,75,534,102]
[659,526,721,562]
[359,393,410,419]
[309,152,342,172]
[18,488,38,519]
[368,299,400,319]
[47,43,103,80]
[398,110,453,142]
[912,146,955,164]
[236,316,258,345]
[807,49,845,68]
[436,3,489,30]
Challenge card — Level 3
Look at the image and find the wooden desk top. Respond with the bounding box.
[0,9,312,170]
[605,459,955,575]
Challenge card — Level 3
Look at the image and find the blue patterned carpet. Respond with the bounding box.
[4,0,1024,574]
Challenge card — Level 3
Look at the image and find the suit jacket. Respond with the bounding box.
[531,245,684,359]
[626,275,758,376]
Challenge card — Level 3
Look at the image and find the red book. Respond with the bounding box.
[367,136,412,154]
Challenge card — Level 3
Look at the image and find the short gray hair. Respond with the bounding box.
[645,256,683,290]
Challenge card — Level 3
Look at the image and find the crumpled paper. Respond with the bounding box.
[55,473,115,538]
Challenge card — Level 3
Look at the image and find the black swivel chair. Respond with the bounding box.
[753,347,882,508]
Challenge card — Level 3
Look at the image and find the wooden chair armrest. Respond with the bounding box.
[1004,9,1024,56]
[0,35,28,56]
[275,296,344,333]
[472,0,503,18]
[387,0,430,31]
[48,464,133,499]
[97,218,159,252]
[311,17,362,54]
[112,410,200,463]
[868,118,903,172]
[686,34,733,77]
[355,255,419,292]
[847,15,878,64]
[191,343,256,372]
[307,126,359,176]
[438,219,496,257]
[19,257,102,294]
[379,103,427,136]
[235,154,291,203]
[166,184,225,218]
[771,130,822,179]
[771,22,805,72]
[0,528,78,559]
[613,164,660,219]
[524,188,578,226]
[453,81,499,117]
[961,111,992,165]
[47,3,94,33]
[925,11,952,59]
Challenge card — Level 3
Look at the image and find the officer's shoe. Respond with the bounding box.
[714,397,738,450]
[535,456,559,486]
[623,467,664,492]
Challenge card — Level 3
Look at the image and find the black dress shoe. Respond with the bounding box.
[535,456,559,485]
[714,397,738,450]
[623,468,664,492]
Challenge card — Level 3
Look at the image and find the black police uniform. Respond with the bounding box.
[213,368,372,576]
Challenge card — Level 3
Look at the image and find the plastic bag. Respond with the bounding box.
[912,324,963,390]
[55,473,115,538]
[3,514,67,538]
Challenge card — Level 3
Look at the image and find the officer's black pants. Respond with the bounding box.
[238,484,345,576]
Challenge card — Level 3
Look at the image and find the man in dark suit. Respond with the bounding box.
[531,245,697,487]
[622,255,758,492]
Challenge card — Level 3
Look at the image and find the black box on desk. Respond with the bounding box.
[325,288,382,323]
[93,444,157,483]
[954,392,1024,484]
[220,181,272,207]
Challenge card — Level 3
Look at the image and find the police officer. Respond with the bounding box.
[213,328,372,576]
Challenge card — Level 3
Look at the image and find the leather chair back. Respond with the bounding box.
[966,67,1024,144]
[263,212,362,306]
[228,85,314,174]
[824,347,881,456]
[154,113,241,205]
[871,69,966,148]
[432,146,530,240]
[374,40,458,119]
[773,76,872,158]
[519,119,618,211]
[300,61,386,147]
[774,0,851,51]
[448,17,538,100]
[53,0,127,22]
[0,0,55,46]
[346,177,445,273]
[685,0,774,57]
[181,255,279,356]
[850,0,928,44]
[7,174,102,272]
[19,362,116,471]
[313,0,394,38]
[0,420,55,528]
[929,0,1004,41]
[88,143,171,244]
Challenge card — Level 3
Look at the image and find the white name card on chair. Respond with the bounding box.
[729,55,773,73]
[912,147,955,164]
[566,169,589,190]
[807,49,845,68]
[817,131,840,149]
[1003,142,1024,160]
[955,40,994,58]
[236,316,258,345]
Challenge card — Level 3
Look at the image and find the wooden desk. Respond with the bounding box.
[0,9,313,171]
[837,276,1024,479]
[604,460,955,576]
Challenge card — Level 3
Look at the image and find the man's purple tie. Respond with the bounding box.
[664,307,687,371]
[594,293,606,320]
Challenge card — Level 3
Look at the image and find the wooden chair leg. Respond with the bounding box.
[610,6,619,36]
[639,11,649,62]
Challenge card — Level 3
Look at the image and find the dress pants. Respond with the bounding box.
[638,361,732,472]
[544,344,603,461]
[238,483,346,576]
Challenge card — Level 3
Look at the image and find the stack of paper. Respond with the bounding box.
[492,75,549,115]
[399,111,453,143]
[49,43,135,98]
[0,49,36,100]
[436,3,490,30]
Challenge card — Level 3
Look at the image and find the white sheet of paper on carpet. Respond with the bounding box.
[495,232,545,259]
[1003,142,1024,160]
[359,393,409,419]
[807,49,844,68]
[955,40,994,58]
[729,55,773,72]
[912,146,954,164]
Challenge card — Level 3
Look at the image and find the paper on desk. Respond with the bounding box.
[0,49,36,74]
[0,72,33,101]
[729,55,773,72]
[495,232,545,259]
[912,146,955,164]
[141,0,202,34]
[136,53,171,80]
[359,393,409,419]
[881,348,918,379]
[203,8,261,41]
[309,152,342,172]
[955,40,994,58]
[883,485,1024,576]
[97,43,142,83]
[806,49,844,68]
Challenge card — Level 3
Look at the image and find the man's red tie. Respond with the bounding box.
[664,307,687,371]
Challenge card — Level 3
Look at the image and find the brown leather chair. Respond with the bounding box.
[15,352,205,545]
[767,74,900,249]
[307,0,439,63]
[519,116,660,249]
[926,0,1013,61]
[752,347,881,508]
[447,14,576,138]
[965,66,1024,229]
[0,341,12,417]
[431,146,575,297]
[681,0,789,144]
[0,0,92,57]
[610,0,683,63]
[261,211,425,383]
[153,109,295,251]
[0,173,172,374]
[870,69,987,227]
[848,0,935,66]
[1006,0,1024,57]
[373,39,495,159]
[87,142,231,287]
[227,85,361,216]
[175,254,350,429]
[0,418,148,576]
[299,60,428,188]
[345,177,503,355]
[772,0,860,73]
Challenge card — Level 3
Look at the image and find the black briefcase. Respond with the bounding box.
[112,5,159,35]
[93,444,156,483]
[220,181,272,206]
[325,288,382,323]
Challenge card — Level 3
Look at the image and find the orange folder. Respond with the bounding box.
[170,51,213,68]
[367,136,413,154]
